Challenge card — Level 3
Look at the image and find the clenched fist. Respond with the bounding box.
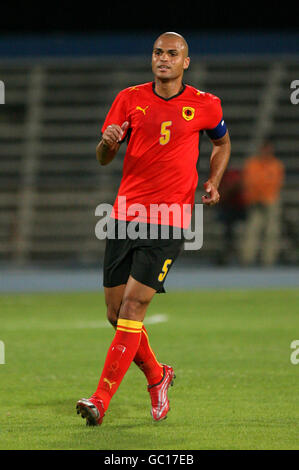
[202,180,220,206]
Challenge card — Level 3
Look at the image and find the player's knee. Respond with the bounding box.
[119,295,149,320]
[106,306,119,327]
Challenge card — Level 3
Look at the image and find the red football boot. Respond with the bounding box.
[148,364,176,421]
[76,394,105,426]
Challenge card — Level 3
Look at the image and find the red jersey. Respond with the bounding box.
[101,82,225,228]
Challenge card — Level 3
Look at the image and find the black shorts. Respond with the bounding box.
[103,219,185,293]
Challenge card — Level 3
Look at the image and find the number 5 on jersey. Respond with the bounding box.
[158,259,173,282]
[159,121,172,145]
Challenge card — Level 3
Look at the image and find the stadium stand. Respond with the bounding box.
[0,57,298,265]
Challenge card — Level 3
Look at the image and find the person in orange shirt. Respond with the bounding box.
[241,141,284,266]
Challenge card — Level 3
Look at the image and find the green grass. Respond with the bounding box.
[0,288,299,450]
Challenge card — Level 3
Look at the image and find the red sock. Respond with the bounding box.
[134,325,164,386]
[95,318,142,411]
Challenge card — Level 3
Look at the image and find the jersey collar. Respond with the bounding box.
[152,81,186,101]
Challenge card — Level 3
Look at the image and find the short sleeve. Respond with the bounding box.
[101,90,128,135]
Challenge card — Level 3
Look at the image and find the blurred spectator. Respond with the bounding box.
[240,141,285,266]
[217,168,247,264]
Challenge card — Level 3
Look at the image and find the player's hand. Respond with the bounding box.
[202,180,220,206]
[102,121,129,147]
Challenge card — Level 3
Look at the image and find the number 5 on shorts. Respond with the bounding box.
[158,259,173,282]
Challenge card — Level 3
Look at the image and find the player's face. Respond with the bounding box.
[152,37,190,81]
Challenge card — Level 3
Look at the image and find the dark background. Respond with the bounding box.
[0,2,298,270]
[1,3,298,33]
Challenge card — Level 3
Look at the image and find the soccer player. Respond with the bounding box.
[76,32,231,425]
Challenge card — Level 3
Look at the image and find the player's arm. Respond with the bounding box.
[96,121,129,166]
[202,131,231,206]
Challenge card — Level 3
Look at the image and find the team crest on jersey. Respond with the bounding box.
[182,106,195,121]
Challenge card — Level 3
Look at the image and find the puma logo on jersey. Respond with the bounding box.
[136,105,149,115]
[103,378,116,390]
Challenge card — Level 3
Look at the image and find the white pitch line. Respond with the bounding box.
[145,314,168,325]
[2,314,168,331]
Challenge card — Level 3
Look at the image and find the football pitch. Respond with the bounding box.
[0,288,298,450]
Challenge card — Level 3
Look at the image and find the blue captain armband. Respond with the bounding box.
[205,118,227,140]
